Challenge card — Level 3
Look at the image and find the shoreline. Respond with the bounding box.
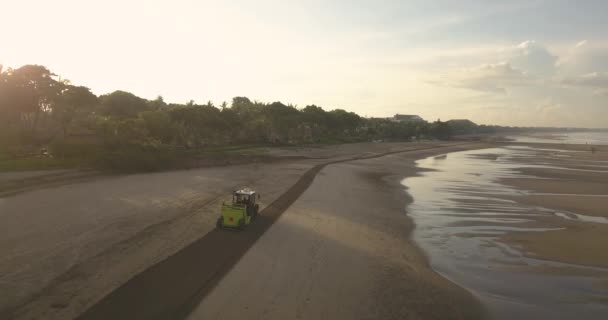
[3,142,489,320]
[6,140,606,319]
[402,142,608,319]
[182,143,490,319]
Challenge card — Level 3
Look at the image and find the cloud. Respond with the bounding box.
[422,40,607,127]
[561,72,608,96]
[506,40,558,76]
[429,62,530,93]
[557,40,608,74]
[553,41,608,97]
[423,40,556,88]
[562,72,608,87]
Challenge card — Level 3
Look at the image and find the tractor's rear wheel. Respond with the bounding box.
[252,204,260,220]
[238,218,246,230]
[216,217,223,229]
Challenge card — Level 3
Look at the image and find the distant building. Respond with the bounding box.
[390,114,426,124]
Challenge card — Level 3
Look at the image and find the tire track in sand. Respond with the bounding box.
[75,143,475,320]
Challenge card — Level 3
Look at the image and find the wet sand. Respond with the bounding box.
[0,141,487,320]
[403,142,608,319]
[502,224,608,268]
[498,144,608,269]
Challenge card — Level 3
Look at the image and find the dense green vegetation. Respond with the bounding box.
[0,64,585,172]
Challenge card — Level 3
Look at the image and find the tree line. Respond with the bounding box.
[0,64,576,171]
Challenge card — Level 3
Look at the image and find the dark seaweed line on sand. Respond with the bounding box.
[75,143,469,320]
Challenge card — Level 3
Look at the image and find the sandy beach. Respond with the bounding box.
[1,141,488,320]
[185,144,488,320]
[3,138,607,320]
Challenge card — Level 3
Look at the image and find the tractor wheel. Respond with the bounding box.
[238,218,246,230]
[216,217,223,229]
[253,204,260,220]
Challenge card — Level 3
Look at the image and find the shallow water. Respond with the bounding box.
[509,131,608,145]
[403,147,608,320]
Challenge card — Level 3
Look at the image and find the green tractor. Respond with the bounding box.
[216,188,260,230]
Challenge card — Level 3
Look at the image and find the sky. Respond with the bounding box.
[1,0,607,127]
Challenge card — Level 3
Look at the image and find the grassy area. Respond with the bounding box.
[203,144,266,152]
[0,141,97,172]
[0,157,85,172]
[0,138,364,173]
[222,148,268,155]
[198,144,269,155]
[0,145,269,173]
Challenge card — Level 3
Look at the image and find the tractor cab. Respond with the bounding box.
[217,188,260,230]
[233,190,256,207]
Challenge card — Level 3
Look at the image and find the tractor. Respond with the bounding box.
[216,188,260,230]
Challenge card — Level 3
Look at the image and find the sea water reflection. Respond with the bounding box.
[402,147,608,320]
[508,131,608,145]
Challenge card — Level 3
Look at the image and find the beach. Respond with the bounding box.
[498,143,608,269]
[2,137,607,320]
[3,2,606,318]
[186,144,488,320]
[1,141,488,320]
[404,139,608,319]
